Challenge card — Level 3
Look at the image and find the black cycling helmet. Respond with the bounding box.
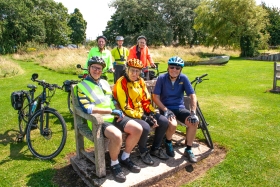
[96,35,107,42]
[88,56,106,69]
[116,36,124,41]
[137,35,147,41]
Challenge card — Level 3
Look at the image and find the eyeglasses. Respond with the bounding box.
[90,66,102,72]
[129,69,141,74]
[169,66,181,70]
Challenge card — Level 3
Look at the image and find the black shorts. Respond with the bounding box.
[102,116,131,137]
[160,108,191,123]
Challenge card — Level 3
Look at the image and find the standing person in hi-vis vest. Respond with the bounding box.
[85,35,114,80]
[76,56,143,183]
[111,36,129,83]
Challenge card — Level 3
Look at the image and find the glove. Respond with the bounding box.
[163,109,175,119]
[111,109,124,118]
[188,111,199,124]
[146,116,156,126]
[141,114,155,126]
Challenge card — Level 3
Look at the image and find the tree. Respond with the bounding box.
[39,1,71,45]
[0,0,73,54]
[106,0,201,46]
[261,2,280,46]
[0,0,46,53]
[68,8,87,47]
[194,0,269,57]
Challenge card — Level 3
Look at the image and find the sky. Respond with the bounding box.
[54,0,280,40]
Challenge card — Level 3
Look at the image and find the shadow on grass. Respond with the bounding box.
[0,129,34,165]
[26,168,62,186]
[60,112,75,130]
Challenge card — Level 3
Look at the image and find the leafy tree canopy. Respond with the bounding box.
[104,0,201,47]
[68,8,87,47]
[0,0,86,54]
[261,2,280,46]
[194,0,270,57]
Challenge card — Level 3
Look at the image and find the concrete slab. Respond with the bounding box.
[70,133,213,187]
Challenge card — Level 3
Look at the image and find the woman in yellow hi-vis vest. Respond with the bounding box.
[76,56,143,183]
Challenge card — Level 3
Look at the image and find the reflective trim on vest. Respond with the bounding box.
[77,80,115,124]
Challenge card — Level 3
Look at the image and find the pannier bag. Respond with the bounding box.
[63,80,79,92]
[11,91,24,110]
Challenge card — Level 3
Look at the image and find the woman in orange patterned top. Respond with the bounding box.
[113,58,177,166]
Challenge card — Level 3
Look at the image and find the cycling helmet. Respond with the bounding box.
[137,35,147,41]
[88,56,106,69]
[126,58,143,69]
[168,56,184,67]
[96,35,107,42]
[116,36,124,41]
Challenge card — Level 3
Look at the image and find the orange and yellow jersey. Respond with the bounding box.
[112,74,155,119]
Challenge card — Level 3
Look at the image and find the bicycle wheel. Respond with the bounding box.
[18,92,31,135]
[26,108,67,160]
[67,92,73,114]
[196,106,214,149]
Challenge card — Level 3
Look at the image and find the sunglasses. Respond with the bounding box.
[169,66,181,70]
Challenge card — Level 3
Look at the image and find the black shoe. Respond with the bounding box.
[150,148,169,160]
[165,141,175,157]
[120,157,141,173]
[140,150,154,165]
[110,164,126,183]
[184,149,197,163]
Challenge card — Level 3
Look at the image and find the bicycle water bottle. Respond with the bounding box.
[31,101,37,113]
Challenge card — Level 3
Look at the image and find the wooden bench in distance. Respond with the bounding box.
[271,61,280,93]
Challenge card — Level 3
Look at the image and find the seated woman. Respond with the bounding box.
[113,58,177,166]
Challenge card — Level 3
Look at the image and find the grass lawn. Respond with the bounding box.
[0,56,279,186]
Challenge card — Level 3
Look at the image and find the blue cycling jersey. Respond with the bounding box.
[153,73,194,109]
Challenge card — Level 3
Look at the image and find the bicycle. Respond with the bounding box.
[62,64,84,114]
[184,74,214,149]
[11,73,67,159]
[141,62,167,81]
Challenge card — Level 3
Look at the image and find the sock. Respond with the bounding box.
[186,145,192,151]
[111,159,119,166]
[165,139,172,143]
[121,151,130,160]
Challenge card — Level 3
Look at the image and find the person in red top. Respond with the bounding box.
[128,35,156,68]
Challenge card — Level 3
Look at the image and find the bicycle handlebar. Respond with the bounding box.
[191,74,208,85]
[31,73,63,90]
[76,64,114,74]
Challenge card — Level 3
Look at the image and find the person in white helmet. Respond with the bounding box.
[111,36,129,83]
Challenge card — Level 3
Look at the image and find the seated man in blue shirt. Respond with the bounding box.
[152,56,199,163]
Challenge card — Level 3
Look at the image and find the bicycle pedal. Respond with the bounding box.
[16,134,23,142]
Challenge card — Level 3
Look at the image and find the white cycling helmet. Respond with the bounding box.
[116,36,124,41]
